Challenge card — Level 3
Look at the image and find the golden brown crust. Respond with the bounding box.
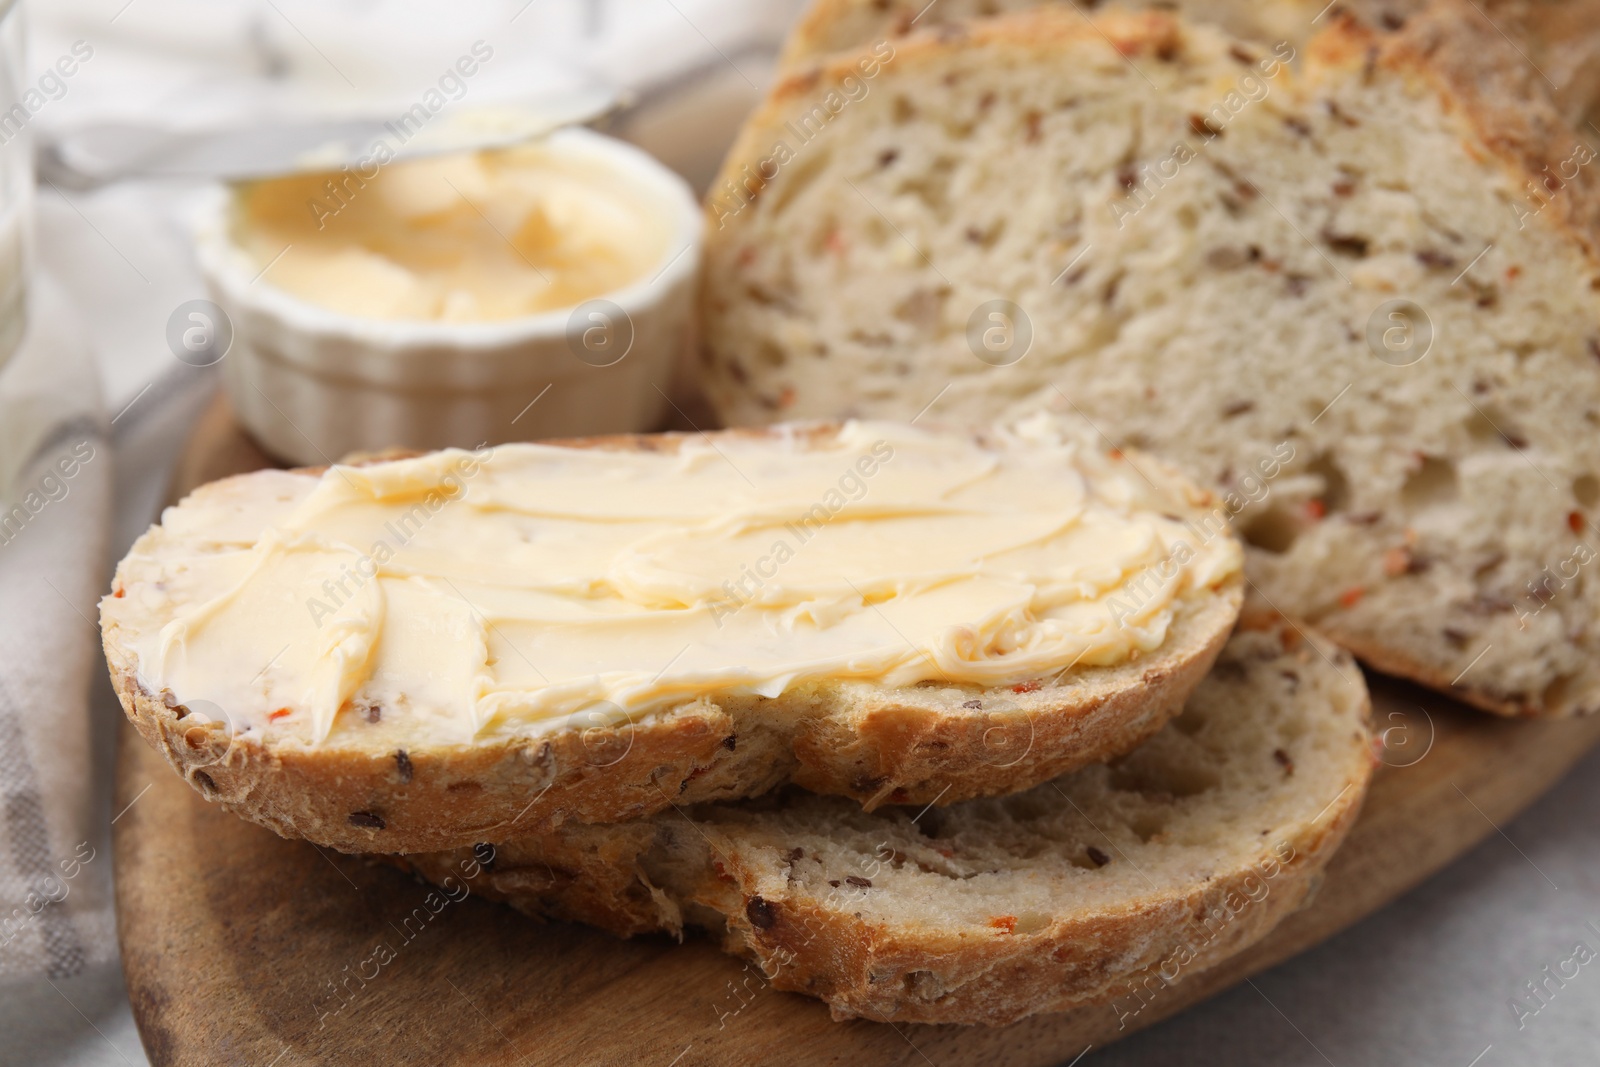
[779,0,880,67]
[780,0,1600,123]
[1420,0,1600,131]
[102,425,1243,853]
[743,4,1600,279]
[1310,3,1600,262]
[776,0,1600,248]
[779,0,1251,70]
[704,8,1182,237]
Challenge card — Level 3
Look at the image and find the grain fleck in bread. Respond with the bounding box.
[399,619,1374,1026]
[101,422,1242,853]
[702,4,1600,716]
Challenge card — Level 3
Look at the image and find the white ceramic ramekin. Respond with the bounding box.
[194,127,703,467]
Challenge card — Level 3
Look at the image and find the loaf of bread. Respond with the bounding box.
[102,419,1243,852]
[399,617,1374,1025]
[701,3,1600,717]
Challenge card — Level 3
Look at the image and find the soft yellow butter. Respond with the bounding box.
[232,142,670,322]
[108,417,1240,744]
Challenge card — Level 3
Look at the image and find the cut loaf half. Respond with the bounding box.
[400,617,1375,1026]
[102,418,1243,853]
[700,4,1600,717]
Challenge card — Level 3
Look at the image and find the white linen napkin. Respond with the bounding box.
[0,274,116,981]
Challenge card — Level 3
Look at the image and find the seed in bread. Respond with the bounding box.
[102,417,1244,852]
[398,618,1374,1026]
[700,4,1600,717]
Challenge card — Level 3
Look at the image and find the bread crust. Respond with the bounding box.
[397,623,1375,1025]
[779,0,1600,129]
[1344,1,1600,264]
[719,4,1600,305]
[102,425,1243,853]
[778,0,1309,70]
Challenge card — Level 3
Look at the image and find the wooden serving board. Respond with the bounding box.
[113,395,1600,1066]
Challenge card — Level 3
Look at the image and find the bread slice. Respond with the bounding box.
[778,0,1600,129]
[101,420,1244,853]
[397,616,1374,1025]
[700,4,1600,717]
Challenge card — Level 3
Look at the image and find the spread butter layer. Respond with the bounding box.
[106,417,1240,745]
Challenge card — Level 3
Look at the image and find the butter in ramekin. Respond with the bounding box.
[232,143,673,322]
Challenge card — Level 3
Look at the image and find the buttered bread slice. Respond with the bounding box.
[400,618,1374,1026]
[102,417,1242,852]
